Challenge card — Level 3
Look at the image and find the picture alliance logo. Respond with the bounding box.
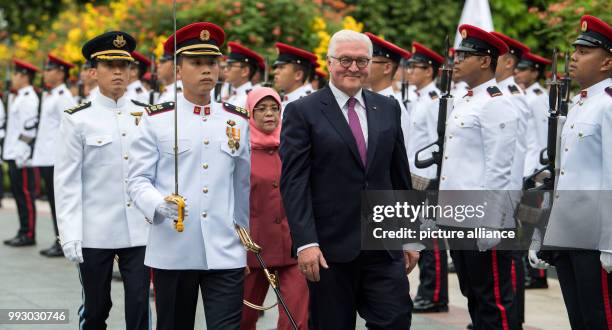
[371,202,487,223]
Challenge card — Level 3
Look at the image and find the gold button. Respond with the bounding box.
[202,163,208,169]
[122,133,126,137]
[449,136,453,139]
[202,212,207,218]
[97,140,102,144]
[202,117,207,122]
[565,148,568,152]
[571,125,574,129]
[578,133,583,137]
[124,155,128,160]
[204,139,209,145]
[442,176,446,181]
[126,202,131,207]
[203,187,208,193]
[444,156,448,160]
[117,111,122,115]
[460,122,464,126]
[561,170,564,175]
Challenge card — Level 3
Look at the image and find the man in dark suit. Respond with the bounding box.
[280,29,420,330]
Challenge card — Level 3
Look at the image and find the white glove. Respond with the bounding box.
[420,218,438,231]
[477,228,501,252]
[154,199,188,224]
[14,142,31,168]
[62,240,83,263]
[601,251,612,273]
[528,228,550,269]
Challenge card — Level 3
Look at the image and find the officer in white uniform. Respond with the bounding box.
[54,31,150,330]
[514,52,552,175]
[364,32,413,161]
[2,59,40,247]
[224,42,264,108]
[125,51,150,104]
[535,15,612,330]
[438,25,519,329]
[35,54,77,257]
[272,42,318,109]
[128,22,250,330]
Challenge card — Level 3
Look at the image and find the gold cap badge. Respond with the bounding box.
[412,45,416,53]
[581,20,588,32]
[461,29,467,39]
[113,35,126,48]
[200,29,210,41]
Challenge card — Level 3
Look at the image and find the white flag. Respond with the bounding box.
[454,0,494,48]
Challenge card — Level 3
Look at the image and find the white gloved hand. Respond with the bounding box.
[154,199,188,224]
[600,251,612,273]
[528,228,549,269]
[477,228,501,252]
[14,143,31,168]
[419,218,438,231]
[62,240,83,263]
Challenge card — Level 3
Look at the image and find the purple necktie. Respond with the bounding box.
[347,97,367,166]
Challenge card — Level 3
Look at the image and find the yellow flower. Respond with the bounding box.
[342,16,363,32]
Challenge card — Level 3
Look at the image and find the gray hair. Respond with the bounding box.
[327,29,373,58]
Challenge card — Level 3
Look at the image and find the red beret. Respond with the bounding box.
[457,24,509,56]
[315,68,328,79]
[490,32,530,58]
[409,41,444,66]
[13,59,39,73]
[365,32,411,62]
[227,42,265,71]
[46,54,74,70]
[164,22,225,57]
[274,42,318,67]
[517,52,551,70]
[131,51,152,67]
[574,15,611,52]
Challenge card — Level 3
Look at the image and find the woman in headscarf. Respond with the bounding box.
[240,87,308,330]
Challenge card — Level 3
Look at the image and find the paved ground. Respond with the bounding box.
[0,198,569,329]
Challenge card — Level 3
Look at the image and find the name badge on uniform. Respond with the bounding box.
[226,119,240,153]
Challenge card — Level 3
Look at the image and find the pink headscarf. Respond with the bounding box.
[246,87,282,149]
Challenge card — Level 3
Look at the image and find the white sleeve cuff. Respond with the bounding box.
[297,243,319,254]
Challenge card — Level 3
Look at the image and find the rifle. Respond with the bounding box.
[400,57,410,109]
[522,50,570,193]
[213,78,223,102]
[75,67,85,104]
[262,56,273,88]
[148,54,158,105]
[413,36,453,191]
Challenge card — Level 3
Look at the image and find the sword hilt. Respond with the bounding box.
[165,194,185,232]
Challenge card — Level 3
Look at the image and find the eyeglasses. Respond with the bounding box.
[329,56,371,69]
[253,105,281,114]
[455,52,488,62]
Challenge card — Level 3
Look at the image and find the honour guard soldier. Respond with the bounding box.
[157,50,183,103]
[125,50,151,104]
[364,32,412,158]
[2,59,40,247]
[534,15,612,329]
[272,42,318,108]
[439,25,519,329]
[54,31,150,329]
[404,41,449,313]
[128,22,250,330]
[35,54,77,256]
[491,32,535,328]
[224,42,264,108]
[514,52,552,177]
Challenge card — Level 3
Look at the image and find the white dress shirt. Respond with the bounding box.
[3,85,39,161]
[226,81,252,109]
[407,81,441,179]
[125,80,149,104]
[524,82,550,174]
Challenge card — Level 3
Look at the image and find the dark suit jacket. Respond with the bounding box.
[280,86,413,263]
